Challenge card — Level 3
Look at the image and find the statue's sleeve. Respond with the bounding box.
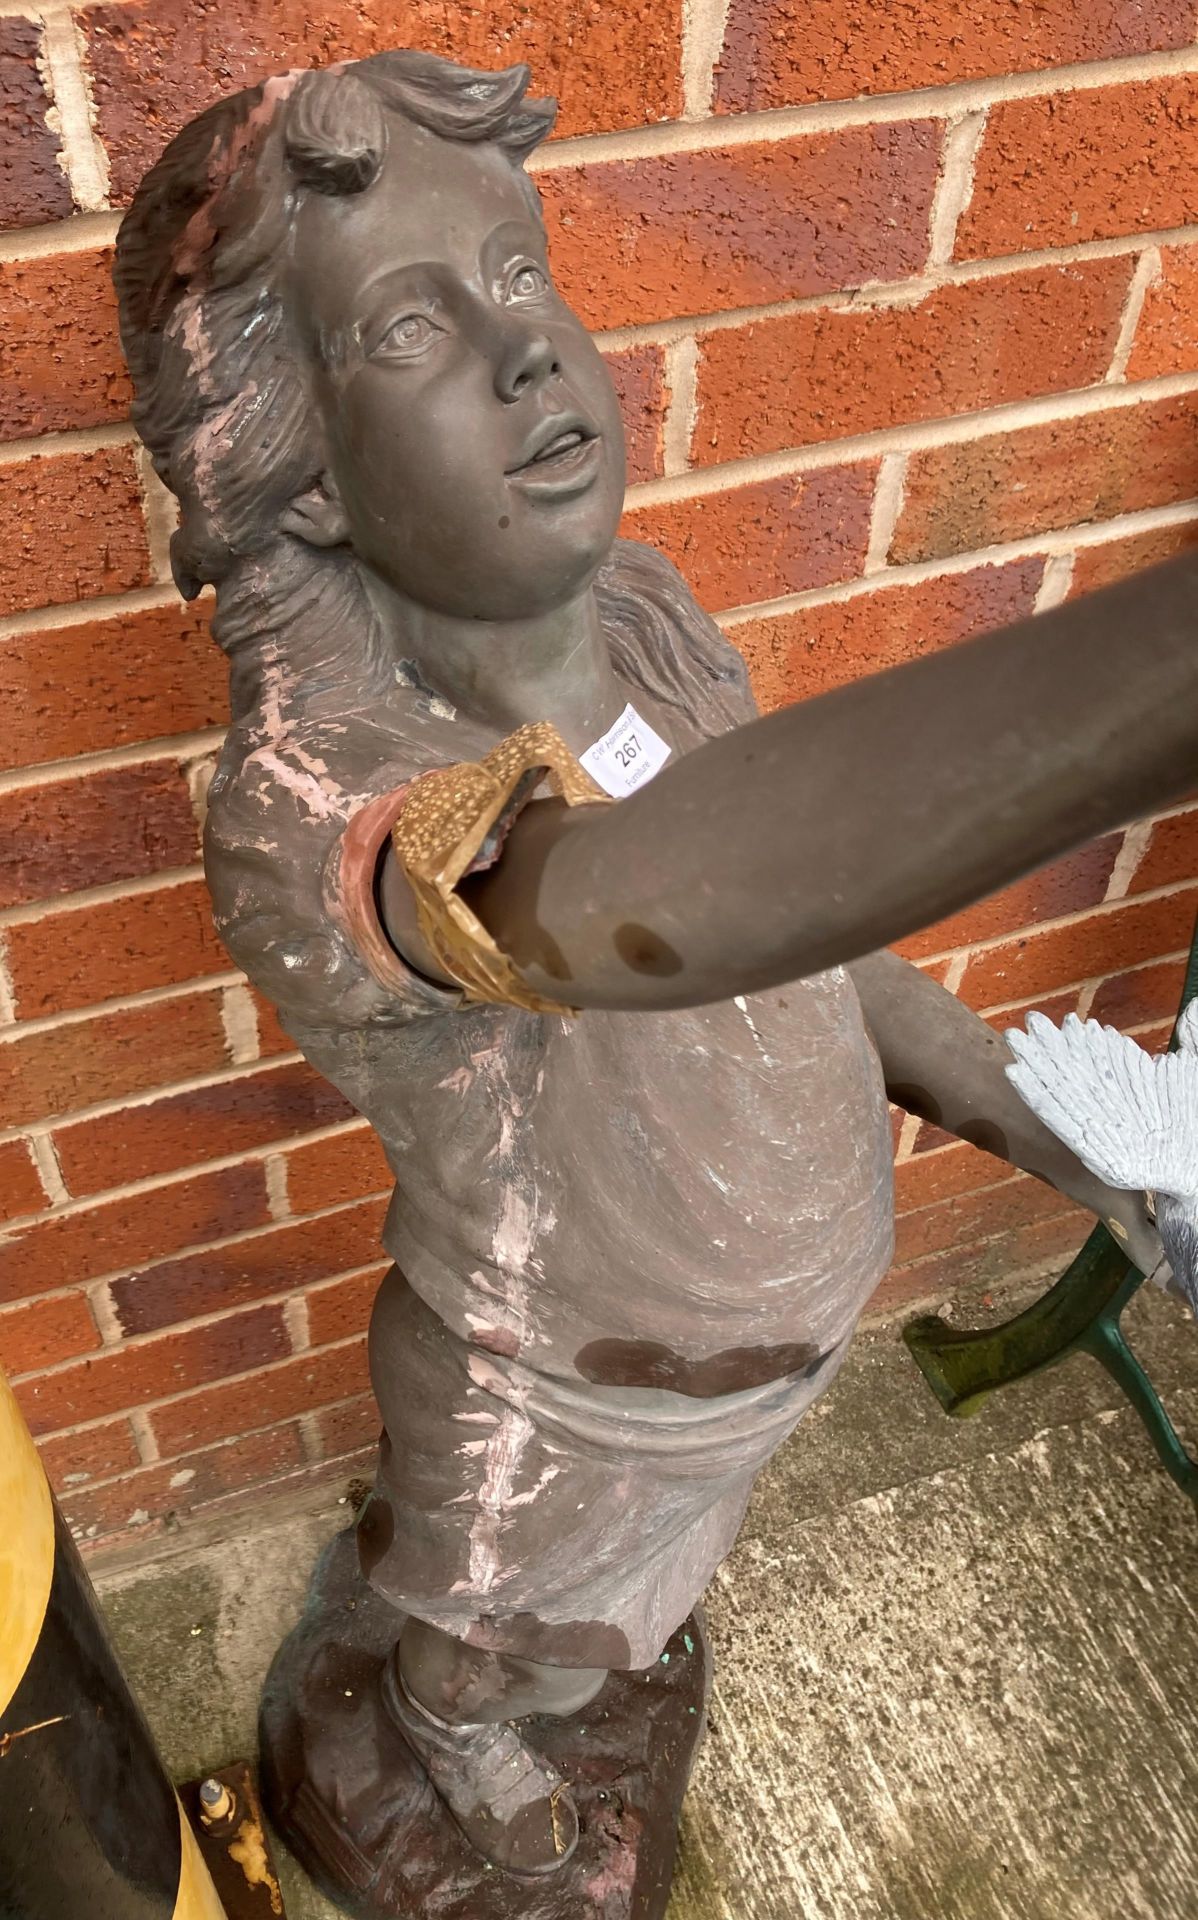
[206,762,464,1037]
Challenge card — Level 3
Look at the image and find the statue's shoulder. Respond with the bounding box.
[203,701,408,884]
[214,690,434,817]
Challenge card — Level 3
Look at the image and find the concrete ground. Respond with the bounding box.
[94,1279,1198,1920]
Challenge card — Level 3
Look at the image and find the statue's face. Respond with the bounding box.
[289,116,626,621]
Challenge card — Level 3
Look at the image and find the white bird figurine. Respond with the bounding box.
[1004,1002,1198,1317]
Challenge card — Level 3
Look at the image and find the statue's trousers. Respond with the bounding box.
[0,1367,227,1919]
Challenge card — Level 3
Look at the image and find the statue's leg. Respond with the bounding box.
[397,1615,607,1721]
[264,1256,824,1915]
[358,1267,625,1875]
[381,1618,607,1874]
[279,1264,792,1910]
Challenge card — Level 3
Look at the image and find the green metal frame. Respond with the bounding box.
[903,911,1198,1505]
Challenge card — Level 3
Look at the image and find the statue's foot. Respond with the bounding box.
[382,1661,579,1877]
[260,1526,711,1918]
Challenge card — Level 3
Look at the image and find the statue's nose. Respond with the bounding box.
[494,325,559,403]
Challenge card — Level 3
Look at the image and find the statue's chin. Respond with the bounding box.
[359,545,614,628]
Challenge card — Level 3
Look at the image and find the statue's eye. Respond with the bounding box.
[508,264,548,303]
[376,313,438,357]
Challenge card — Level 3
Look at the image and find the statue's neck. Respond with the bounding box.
[361,566,628,755]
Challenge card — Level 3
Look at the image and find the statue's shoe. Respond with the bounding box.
[259,1527,711,1917]
[381,1658,580,1878]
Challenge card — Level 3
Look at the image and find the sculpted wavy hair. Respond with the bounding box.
[114,51,749,733]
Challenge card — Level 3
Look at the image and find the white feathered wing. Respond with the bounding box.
[1004,1010,1198,1203]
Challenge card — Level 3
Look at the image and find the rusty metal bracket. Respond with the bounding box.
[180,1762,289,1919]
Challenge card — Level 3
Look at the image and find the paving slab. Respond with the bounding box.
[94,1282,1198,1920]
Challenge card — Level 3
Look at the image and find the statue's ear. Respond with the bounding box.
[279,474,350,548]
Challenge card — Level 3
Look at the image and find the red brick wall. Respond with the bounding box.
[2,2,1198,1551]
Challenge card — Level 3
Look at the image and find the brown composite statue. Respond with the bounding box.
[113,49,1194,1920]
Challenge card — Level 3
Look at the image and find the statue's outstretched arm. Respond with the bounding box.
[846,947,1165,1280]
[387,553,1198,1018]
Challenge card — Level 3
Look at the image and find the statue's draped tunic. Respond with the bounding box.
[205,543,895,1669]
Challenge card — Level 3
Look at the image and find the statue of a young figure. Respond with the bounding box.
[114,50,1197,1917]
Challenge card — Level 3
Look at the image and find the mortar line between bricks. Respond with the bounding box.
[970,956,1192,1019]
[126,1408,159,1464]
[0,729,227,799]
[6,268,1198,537]
[2,210,1194,326]
[87,1279,124,1346]
[47,1282,375,1397]
[60,1405,351,1494]
[0,207,121,260]
[904,874,1198,970]
[680,0,732,120]
[0,939,17,1026]
[1104,819,1157,902]
[661,335,700,477]
[592,223,1198,351]
[0,417,135,466]
[0,583,188,643]
[926,108,988,272]
[63,1397,378,1502]
[898,1167,1033,1218]
[909,1122,1087,1170]
[528,46,1198,171]
[896,1133,975,1168]
[3,1119,374,1229]
[38,3,109,212]
[716,498,1198,624]
[265,1152,292,1222]
[1075,1014,1168,1044]
[0,861,202,931]
[12,1279,377,1388]
[1032,553,1077,612]
[625,368,1198,509]
[864,453,908,574]
[0,968,242,1042]
[0,1041,366,1149]
[132,442,179,583]
[27,1133,67,1207]
[3,207,1195,299]
[284,1293,312,1355]
[298,1258,388,1301]
[892,1199,1089,1267]
[219,981,261,1065]
[75,1423,373,1528]
[2,1248,387,1341]
[1106,246,1162,383]
[1,1054,320,1155]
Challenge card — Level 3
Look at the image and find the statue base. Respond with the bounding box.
[259,1526,711,1919]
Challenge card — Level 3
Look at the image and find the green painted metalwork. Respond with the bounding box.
[904,909,1198,1504]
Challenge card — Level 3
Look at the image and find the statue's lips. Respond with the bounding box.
[505,422,601,499]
